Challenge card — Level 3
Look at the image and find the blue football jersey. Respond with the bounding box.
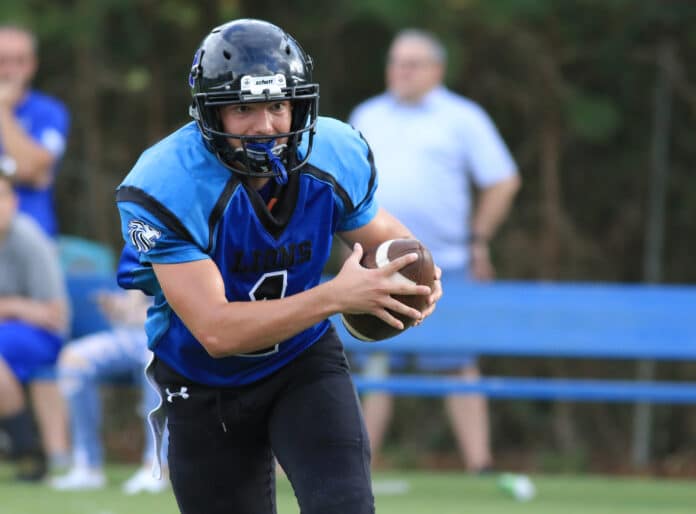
[116,117,378,386]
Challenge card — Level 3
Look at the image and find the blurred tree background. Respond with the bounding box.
[2,0,696,474]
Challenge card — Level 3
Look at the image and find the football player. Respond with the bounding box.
[116,18,442,514]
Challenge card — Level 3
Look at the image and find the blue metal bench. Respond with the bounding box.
[336,275,696,403]
[65,271,696,402]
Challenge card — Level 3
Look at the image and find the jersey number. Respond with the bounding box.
[249,270,288,301]
[236,271,288,357]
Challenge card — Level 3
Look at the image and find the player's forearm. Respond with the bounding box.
[339,207,415,250]
[0,108,54,187]
[194,282,341,358]
[470,175,521,240]
[0,296,68,333]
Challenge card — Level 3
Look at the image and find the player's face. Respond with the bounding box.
[0,178,18,233]
[0,29,37,88]
[387,38,443,103]
[219,100,293,149]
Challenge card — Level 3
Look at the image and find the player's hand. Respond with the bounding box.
[331,243,431,330]
[414,265,442,326]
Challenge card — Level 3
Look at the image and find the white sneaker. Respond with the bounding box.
[121,467,168,495]
[50,467,106,491]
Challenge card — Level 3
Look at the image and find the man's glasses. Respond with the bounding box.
[387,58,436,70]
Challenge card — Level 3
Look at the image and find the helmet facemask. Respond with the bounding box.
[194,91,318,185]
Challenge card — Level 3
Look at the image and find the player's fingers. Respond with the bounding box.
[421,302,437,319]
[382,297,423,321]
[347,242,363,265]
[373,309,405,330]
[429,278,443,302]
[413,299,437,326]
[381,252,419,274]
[386,280,431,297]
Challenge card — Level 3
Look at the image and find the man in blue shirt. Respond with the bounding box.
[116,19,441,514]
[0,25,70,237]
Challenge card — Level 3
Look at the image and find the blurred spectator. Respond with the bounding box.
[349,29,520,472]
[0,24,72,472]
[0,169,68,481]
[51,289,168,494]
[0,24,70,237]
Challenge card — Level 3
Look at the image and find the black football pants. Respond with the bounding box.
[153,327,375,514]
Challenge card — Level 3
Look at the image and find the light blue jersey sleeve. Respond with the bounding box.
[336,128,378,231]
[116,123,229,268]
[305,117,379,232]
[117,202,209,265]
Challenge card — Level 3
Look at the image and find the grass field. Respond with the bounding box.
[1,463,694,514]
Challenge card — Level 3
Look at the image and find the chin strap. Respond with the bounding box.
[246,139,288,185]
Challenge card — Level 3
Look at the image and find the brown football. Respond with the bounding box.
[341,239,435,342]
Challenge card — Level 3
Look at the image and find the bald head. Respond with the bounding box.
[0,25,38,89]
[386,29,446,104]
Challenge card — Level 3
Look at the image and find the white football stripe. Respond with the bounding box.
[375,239,417,286]
[375,239,395,268]
[341,314,376,342]
[389,272,416,287]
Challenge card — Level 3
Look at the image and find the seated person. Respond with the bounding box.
[51,289,168,494]
[0,170,68,481]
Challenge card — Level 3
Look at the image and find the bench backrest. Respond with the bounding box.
[337,275,696,360]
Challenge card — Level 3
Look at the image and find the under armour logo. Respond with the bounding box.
[166,386,190,403]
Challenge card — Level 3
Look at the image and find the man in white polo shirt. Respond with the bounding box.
[349,29,520,472]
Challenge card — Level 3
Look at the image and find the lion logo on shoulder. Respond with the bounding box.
[128,219,161,253]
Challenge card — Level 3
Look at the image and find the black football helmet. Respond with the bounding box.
[189,19,320,183]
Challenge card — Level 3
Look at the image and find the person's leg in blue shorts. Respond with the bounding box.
[0,320,62,481]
